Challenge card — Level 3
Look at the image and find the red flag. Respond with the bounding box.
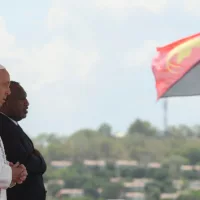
[152,33,200,99]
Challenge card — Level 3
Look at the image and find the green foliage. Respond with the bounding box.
[145,182,161,200]
[127,119,158,136]
[97,123,112,136]
[184,148,200,165]
[47,183,63,196]
[60,198,94,200]
[101,182,123,199]
[32,119,200,199]
[162,155,188,179]
[177,191,200,200]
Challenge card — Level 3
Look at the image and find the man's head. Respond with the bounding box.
[1,81,29,121]
[0,65,11,107]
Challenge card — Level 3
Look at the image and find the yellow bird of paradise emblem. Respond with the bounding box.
[166,36,200,73]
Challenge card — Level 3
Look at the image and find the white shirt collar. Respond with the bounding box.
[0,112,18,125]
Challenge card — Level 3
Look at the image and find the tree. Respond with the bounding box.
[127,119,158,136]
[47,183,63,197]
[147,168,176,193]
[184,148,200,165]
[177,191,200,200]
[168,125,194,137]
[83,186,100,199]
[145,182,161,200]
[98,123,112,136]
[31,119,200,199]
[101,183,123,199]
[162,155,188,179]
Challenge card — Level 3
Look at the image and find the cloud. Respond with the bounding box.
[47,2,70,31]
[95,0,168,14]
[47,0,89,31]
[0,16,100,91]
[47,0,169,31]
[19,38,100,90]
[123,40,159,70]
[0,14,101,131]
[0,16,16,57]
[183,0,200,15]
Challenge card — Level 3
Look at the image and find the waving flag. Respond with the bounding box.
[152,33,200,99]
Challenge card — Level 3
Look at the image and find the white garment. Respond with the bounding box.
[0,136,12,200]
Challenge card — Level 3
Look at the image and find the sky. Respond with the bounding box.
[1,0,200,136]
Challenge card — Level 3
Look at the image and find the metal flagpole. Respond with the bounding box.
[163,99,168,136]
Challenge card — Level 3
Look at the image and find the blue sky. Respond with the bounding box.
[1,0,200,136]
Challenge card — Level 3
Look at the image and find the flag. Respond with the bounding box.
[152,33,200,99]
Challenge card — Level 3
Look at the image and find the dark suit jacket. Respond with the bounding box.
[0,113,47,200]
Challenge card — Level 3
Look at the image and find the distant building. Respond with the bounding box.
[180,165,200,171]
[124,192,144,200]
[51,160,72,168]
[188,180,200,190]
[124,192,179,200]
[47,179,64,186]
[180,165,193,171]
[83,160,106,168]
[56,189,83,198]
[110,177,122,183]
[160,193,179,199]
[124,179,151,192]
[115,160,139,168]
[147,162,161,168]
[194,165,200,171]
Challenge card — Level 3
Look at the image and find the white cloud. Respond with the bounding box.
[47,4,70,30]
[47,0,85,31]
[183,0,200,15]
[95,0,168,14]
[20,39,99,89]
[47,0,169,30]
[0,16,16,57]
[0,16,100,91]
[123,40,159,69]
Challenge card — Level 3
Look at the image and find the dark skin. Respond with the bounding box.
[0,82,40,184]
[1,83,29,121]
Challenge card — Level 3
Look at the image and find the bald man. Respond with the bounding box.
[0,65,27,200]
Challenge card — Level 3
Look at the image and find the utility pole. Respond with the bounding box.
[163,99,168,136]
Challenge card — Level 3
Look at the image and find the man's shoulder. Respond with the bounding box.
[0,113,10,123]
[0,114,17,136]
[0,112,8,118]
[0,113,13,124]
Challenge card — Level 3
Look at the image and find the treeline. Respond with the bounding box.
[33,119,200,164]
[31,119,200,200]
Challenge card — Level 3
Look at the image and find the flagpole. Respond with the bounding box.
[163,99,168,136]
